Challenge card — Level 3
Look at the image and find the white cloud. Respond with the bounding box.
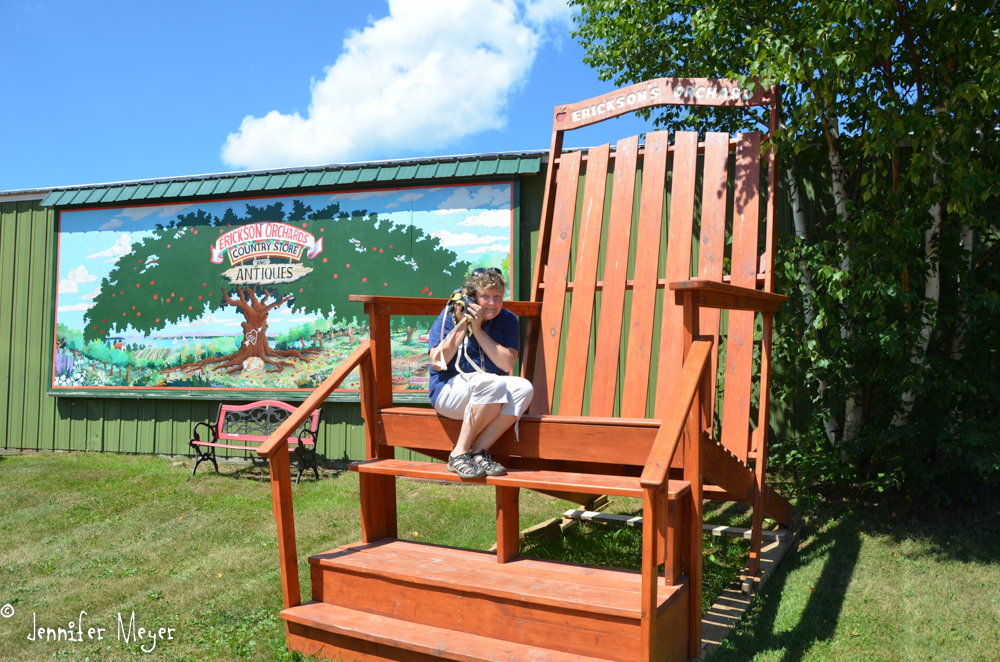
[58,265,98,294]
[523,0,573,28]
[384,202,400,209]
[430,230,508,248]
[86,233,132,260]
[114,204,195,223]
[456,209,511,228]
[328,190,396,203]
[221,0,568,168]
[398,192,424,203]
[57,302,96,312]
[98,218,122,231]
[436,186,510,214]
[466,243,510,254]
[81,287,102,300]
[174,315,235,328]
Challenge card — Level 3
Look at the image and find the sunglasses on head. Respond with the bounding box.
[471,267,502,276]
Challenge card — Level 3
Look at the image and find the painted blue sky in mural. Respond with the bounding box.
[56,184,512,339]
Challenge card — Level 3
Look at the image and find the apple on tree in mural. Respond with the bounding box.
[82,199,469,375]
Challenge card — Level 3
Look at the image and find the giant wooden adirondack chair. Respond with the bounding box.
[257,78,795,662]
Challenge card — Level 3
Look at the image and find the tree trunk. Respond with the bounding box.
[406,326,416,343]
[951,225,974,360]
[347,327,355,345]
[176,286,320,375]
[823,116,864,448]
[892,195,943,427]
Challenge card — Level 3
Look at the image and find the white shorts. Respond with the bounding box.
[434,373,534,440]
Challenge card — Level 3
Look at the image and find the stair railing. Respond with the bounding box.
[257,340,372,609]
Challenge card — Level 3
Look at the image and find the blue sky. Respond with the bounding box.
[1,0,653,192]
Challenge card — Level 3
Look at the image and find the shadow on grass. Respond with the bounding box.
[189,458,347,484]
[711,495,1000,661]
[712,508,863,662]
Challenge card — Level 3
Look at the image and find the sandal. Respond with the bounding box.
[448,452,486,479]
[472,450,507,476]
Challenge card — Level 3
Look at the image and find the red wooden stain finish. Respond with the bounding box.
[534,150,582,414]
[720,133,762,463]
[559,143,611,417]
[622,131,669,417]
[262,77,793,662]
[589,135,639,417]
[654,131,699,417]
[698,132,731,424]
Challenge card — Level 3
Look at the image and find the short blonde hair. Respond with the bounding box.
[465,267,506,294]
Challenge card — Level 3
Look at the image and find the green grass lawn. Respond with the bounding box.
[1,453,997,661]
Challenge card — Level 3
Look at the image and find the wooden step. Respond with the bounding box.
[305,539,689,662]
[351,458,691,499]
[282,601,616,662]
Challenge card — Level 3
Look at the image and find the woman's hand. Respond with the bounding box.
[465,302,485,333]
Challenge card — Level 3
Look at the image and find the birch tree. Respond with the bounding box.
[571,0,1000,499]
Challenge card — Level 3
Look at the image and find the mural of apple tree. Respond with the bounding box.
[82,199,469,379]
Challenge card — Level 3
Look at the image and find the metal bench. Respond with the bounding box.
[190,400,321,484]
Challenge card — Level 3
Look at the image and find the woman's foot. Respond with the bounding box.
[471,450,507,476]
[447,452,486,479]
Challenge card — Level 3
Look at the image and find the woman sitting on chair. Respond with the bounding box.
[428,268,534,479]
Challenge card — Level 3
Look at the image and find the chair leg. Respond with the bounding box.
[747,474,765,580]
[310,449,320,481]
[190,445,218,477]
[293,447,304,486]
[496,486,520,563]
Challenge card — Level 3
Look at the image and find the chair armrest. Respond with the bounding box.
[670,279,786,312]
[348,295,542,317]
[192,420,215,443]
[297,428,317,448]
[640,339,713,489]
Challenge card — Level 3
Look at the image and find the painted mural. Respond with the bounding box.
[52,184,514,393]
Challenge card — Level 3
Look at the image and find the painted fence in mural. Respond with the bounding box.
[52,184,514,394]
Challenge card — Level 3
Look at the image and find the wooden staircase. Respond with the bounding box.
[283,539,691,662]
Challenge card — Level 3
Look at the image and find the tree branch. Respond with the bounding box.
[221,288,250,315]
[247,286,261,309]
[265,292,294,312]
[894,0,924,106]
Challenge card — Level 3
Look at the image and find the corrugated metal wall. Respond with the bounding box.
[0,199,373,459]
[1,158,832,459]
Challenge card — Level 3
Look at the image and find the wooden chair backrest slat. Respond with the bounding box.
[719,133,763,461]
[559,143,611,417]
[697,132,732,425]
[588,136,640,418]
[653,131,700,418]
[621,132,670,417]
[534,150,583,415]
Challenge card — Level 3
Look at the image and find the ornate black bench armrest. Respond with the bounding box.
[191,420,216,444]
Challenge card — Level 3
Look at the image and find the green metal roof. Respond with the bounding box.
[39,152,545,208]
